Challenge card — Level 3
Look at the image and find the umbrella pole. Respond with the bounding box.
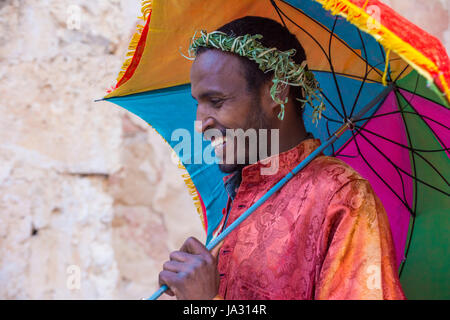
[148,84,394,300]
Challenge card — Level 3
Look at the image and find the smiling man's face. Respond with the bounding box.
[190,49,276,173]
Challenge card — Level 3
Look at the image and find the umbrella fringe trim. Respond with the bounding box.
[115,1,153,85]
[316,0,450,103]
[179,167,207,232]
[112,0,209,235]
[145,123,208,234]
[107,0,450,103]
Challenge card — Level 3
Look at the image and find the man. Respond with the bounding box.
[158,16,406,300]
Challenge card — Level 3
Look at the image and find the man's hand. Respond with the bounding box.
[158,237,219,300]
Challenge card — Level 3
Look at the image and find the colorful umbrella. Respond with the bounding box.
[102,0,450,299]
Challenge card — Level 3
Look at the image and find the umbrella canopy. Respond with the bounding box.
[103,0,450,299]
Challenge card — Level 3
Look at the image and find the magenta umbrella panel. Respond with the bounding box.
[312,73,450,300]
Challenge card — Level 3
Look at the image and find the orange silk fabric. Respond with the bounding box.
[215,138,406,300]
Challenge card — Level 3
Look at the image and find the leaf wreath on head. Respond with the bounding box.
[183,30,325,124]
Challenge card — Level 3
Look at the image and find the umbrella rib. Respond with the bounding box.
[396,89,449,151]
[334,130,360,158]
[357,130,450,195]
[312,57,402,85]
[349,28,370,119]
[339,86,450,206]
[335,92,391,157]
[399,88,450,110]
[356,125,450,188]
[318,58,401,123]
[274,1,331,59]
[397,158,410,210]
[277,0,383,77]
[328,17,347,117]
[321,114,342,124]
[269,2,344,118]
[270,0,288,28]
[318,90,345,119]
[395,87,450,207]
[398,71,420,108]
[394,64,411,83]
[336,153,359,158]
[354,125,450,153]
[399,213,416,277]
[326,120,336,155]
[354,111,450,130]
[312,70,383,84]
[350,83,449,145]
[356,131,412,208]
[350,131,414,214]
[273,0,385,108]
[347,58,404,120]
[397,72,449,110]
[394,89,419,278]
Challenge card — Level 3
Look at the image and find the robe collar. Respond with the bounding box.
[223,133,322,188]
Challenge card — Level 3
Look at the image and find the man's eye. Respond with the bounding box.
[210,99,224,107]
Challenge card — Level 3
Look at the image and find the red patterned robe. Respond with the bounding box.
[213,138,406,300]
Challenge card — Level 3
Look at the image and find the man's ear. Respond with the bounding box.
[275,83,290,107]
[260,80,290,117]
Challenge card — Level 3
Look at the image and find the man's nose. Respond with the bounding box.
[195,107,214,133]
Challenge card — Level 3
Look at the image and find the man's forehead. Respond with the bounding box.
[190,50,247,96]
[193,50,232,71]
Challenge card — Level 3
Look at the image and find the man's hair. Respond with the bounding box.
[196,16,307,118]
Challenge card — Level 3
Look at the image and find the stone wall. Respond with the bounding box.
[0,0,448,299]
[0,0,204,300]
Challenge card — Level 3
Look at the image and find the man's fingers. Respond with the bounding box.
[163,260,189,273]
[158,270,176,287]
[169,250,197,263]
[158,270,177,297]
[164,288,175,297]
[180,236,210,255]
[159,238,220,300]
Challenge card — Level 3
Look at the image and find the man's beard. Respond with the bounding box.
[218,98,272,174]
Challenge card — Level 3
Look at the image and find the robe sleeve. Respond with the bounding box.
[314,179,406,300]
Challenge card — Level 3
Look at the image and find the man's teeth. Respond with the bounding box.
[211,136,227,148]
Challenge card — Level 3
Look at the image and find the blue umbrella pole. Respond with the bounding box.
[148,84,394,300]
